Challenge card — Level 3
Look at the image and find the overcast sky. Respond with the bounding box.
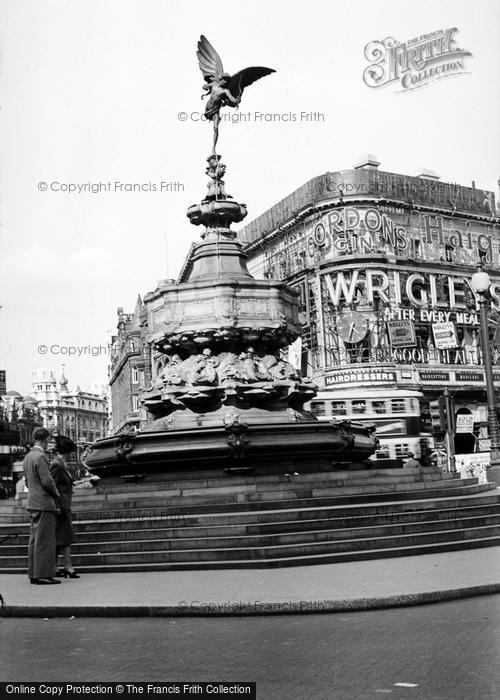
[1,0,499,395]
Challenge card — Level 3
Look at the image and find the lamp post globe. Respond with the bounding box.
[471,269,491,294]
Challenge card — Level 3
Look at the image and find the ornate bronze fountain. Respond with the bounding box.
[86,37,377,479]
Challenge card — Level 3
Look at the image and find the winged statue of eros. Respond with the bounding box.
[197,35,276,152]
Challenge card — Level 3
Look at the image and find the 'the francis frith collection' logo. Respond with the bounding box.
[363,28,472,92]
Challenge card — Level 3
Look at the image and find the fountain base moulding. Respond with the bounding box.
[85,418,378,479]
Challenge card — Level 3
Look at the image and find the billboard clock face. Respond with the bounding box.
[337,311,369,343]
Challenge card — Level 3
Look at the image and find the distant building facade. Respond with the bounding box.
[31,369,109,449]
[0,370,108,486]
[109,297,151,433]
[0,386,43,484]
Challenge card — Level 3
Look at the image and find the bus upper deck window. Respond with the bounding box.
[331,401,347,415]
[311,401,326,416]
[352,401,366,414]
[373,400,386,414]
[391,399,406,413]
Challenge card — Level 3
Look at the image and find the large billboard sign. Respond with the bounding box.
[321,269,500,316]
[308,207,494,263]
[261,204,497,281]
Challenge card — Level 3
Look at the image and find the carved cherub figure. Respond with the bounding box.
[197,35,275,154]
[187,348,220,386]
[161,354,184,386]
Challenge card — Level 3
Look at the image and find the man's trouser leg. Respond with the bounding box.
[28,510,56,579]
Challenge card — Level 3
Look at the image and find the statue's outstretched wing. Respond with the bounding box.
[197,35,224,81]
[229,67,276,99]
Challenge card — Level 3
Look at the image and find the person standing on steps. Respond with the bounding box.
[23,427,61,585]
[50,435,80,579]
[405,451,421,469]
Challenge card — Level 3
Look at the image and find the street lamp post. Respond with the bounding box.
[471,264,500,484]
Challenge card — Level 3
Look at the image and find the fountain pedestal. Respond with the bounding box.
[86,155,378,478]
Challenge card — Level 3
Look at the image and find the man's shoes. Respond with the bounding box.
[29,578,61,585]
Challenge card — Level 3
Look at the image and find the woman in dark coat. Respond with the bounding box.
[50,435,79,578]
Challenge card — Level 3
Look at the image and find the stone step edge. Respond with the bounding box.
[3,525,500,564]
[3,508,500,543]
[3,514,499,552]
[3,476,484,512]
[66,486,500,518]
[3,504,500,544]
[1,490,498,529]
[67,485,500,517]
[70,466,449,492]
[2,537,499,574]
[4,523,500,560]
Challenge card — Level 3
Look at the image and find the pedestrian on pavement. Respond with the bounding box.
[50,435,80,579]
[23,427,61,585]
[405,451,421,469]
[15,474,28,499]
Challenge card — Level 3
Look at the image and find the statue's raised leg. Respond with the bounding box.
[212,114,220,154]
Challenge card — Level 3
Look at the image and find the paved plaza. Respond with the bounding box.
[1,546,499,617]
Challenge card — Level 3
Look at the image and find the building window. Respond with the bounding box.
[131,367,139,384]
[375,445,390,460]
[391,399,406,414]
[132,395,139,412]
[395,443,410,458]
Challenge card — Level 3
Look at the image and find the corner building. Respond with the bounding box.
[238,157,500,465]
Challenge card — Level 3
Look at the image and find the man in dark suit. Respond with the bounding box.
[23,427,61,584]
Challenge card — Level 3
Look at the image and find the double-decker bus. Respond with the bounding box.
[309,388,433,467]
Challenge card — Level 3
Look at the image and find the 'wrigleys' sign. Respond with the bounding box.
[363,28,472,92]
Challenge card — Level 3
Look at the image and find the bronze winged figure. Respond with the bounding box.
[197,35,275,154]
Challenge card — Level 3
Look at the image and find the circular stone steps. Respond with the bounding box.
[0,468,498,572]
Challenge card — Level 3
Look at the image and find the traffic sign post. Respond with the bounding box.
[443,387,456,473]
